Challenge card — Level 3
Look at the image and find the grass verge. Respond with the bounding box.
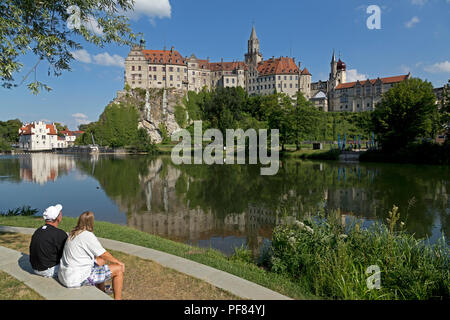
[0,232,240,300]
[0,216,315,300]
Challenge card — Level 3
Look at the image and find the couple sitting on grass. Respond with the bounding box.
[29,204,125,300]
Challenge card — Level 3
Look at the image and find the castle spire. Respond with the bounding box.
[331,49,336,63]
[250,24,258,40]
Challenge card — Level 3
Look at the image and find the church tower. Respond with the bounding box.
[245,25,263,66]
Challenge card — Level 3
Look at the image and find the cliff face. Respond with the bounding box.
[115,88,185,144]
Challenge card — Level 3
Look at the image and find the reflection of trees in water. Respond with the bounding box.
[75,155,449,253]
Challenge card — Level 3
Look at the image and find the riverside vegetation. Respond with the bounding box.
[72,77,448,165]
[1,205,448,300]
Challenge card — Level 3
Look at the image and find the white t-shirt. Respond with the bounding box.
[58,230,106,288]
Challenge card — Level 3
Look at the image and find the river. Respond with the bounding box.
[0,153,448,258]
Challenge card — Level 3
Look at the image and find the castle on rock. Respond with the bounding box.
[124,26,410,112]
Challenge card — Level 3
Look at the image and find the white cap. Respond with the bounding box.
[43,204,62,221]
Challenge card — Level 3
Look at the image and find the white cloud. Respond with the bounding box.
[72,113,90,125]
[71,49,92,64]
[346,69,369,82]
[72,113,88,119]
[124,0,172,22]
[424,61,450,73]
[93,52,125,67]
[70,50,124,68]
[405,16,420,28]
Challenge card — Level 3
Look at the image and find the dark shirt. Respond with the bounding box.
[29,224,68,271]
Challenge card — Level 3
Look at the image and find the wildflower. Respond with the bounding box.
[305,226,314,234]
[288,236,296,246]
[294,220,305,230]
[339,234,348,239]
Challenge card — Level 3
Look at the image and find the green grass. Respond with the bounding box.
[267,208,449,300]
[0,216,316,300]
[0,270,44,300]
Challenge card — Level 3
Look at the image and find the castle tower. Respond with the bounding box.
[329,50,346,89]
[245,25,263,66]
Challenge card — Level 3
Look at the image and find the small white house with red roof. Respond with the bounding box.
[19,121,58,151]
[18,122,84,151]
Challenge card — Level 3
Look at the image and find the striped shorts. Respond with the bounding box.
[81,264,112,286]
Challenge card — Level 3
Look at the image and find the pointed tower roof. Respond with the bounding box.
[250,25,258,40]
[331,49,336,63]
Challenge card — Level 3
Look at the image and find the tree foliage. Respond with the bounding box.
[371,78,437,151]
[183,87,373,150]
[76,102,154,151]
[0,119,22,151]
[1,0,140,94]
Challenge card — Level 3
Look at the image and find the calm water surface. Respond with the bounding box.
[0,153,448,258]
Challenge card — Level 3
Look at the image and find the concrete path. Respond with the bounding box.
[0,245,112,300]
[0,226,292,300]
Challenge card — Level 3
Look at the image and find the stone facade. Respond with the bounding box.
[124,26,313,99]
[311,50,411,112]
[124,27,412,112]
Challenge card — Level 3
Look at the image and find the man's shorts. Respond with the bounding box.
[81,264,112,286]
[33,264,59,278]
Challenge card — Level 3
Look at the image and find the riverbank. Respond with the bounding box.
[0,231,241,300]
[0,216,314,300]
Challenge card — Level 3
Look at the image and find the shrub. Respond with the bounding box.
[267,208,449,300]
[1,206,39,217]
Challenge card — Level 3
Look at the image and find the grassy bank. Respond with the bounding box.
[158,143,341,161]
[266,208,449,300]
[3,206,447,300]
[0,216,314,300]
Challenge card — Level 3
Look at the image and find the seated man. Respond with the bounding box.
[29,204,68,278]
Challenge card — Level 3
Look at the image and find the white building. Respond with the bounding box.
[18,122,84,151]
[19,121,58,151]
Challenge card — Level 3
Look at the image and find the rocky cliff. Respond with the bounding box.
[115,87,186,144]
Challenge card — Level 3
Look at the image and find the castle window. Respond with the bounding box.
[138,66,141,71]
[131,66,135,71]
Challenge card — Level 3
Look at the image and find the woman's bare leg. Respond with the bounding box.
[108,264,124,300]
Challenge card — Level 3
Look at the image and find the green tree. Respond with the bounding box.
[1,0,140,94]
[439,81,450,142]
[293,92,322,149]
[371,78,437,151]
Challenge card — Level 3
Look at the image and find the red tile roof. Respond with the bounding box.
[19,124,34,135]
[301,67,311,76]
[60,130,85,137]
[196,59,211,70]
[209,61,248,72]
[257,57,299,76]
[19,123,57,135]
[142,49,185,66]
[335,75,409,90]
[46,124,57,135]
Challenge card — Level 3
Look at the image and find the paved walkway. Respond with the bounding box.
[0,226,292,300]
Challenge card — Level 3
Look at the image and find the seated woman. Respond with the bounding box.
[58,211,125,300]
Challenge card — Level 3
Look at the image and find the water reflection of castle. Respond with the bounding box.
[123,159,291,256]
[123,159,390,256]
[19,154,76,185]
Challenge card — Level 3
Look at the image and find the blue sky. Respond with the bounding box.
[1,0,449,130]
